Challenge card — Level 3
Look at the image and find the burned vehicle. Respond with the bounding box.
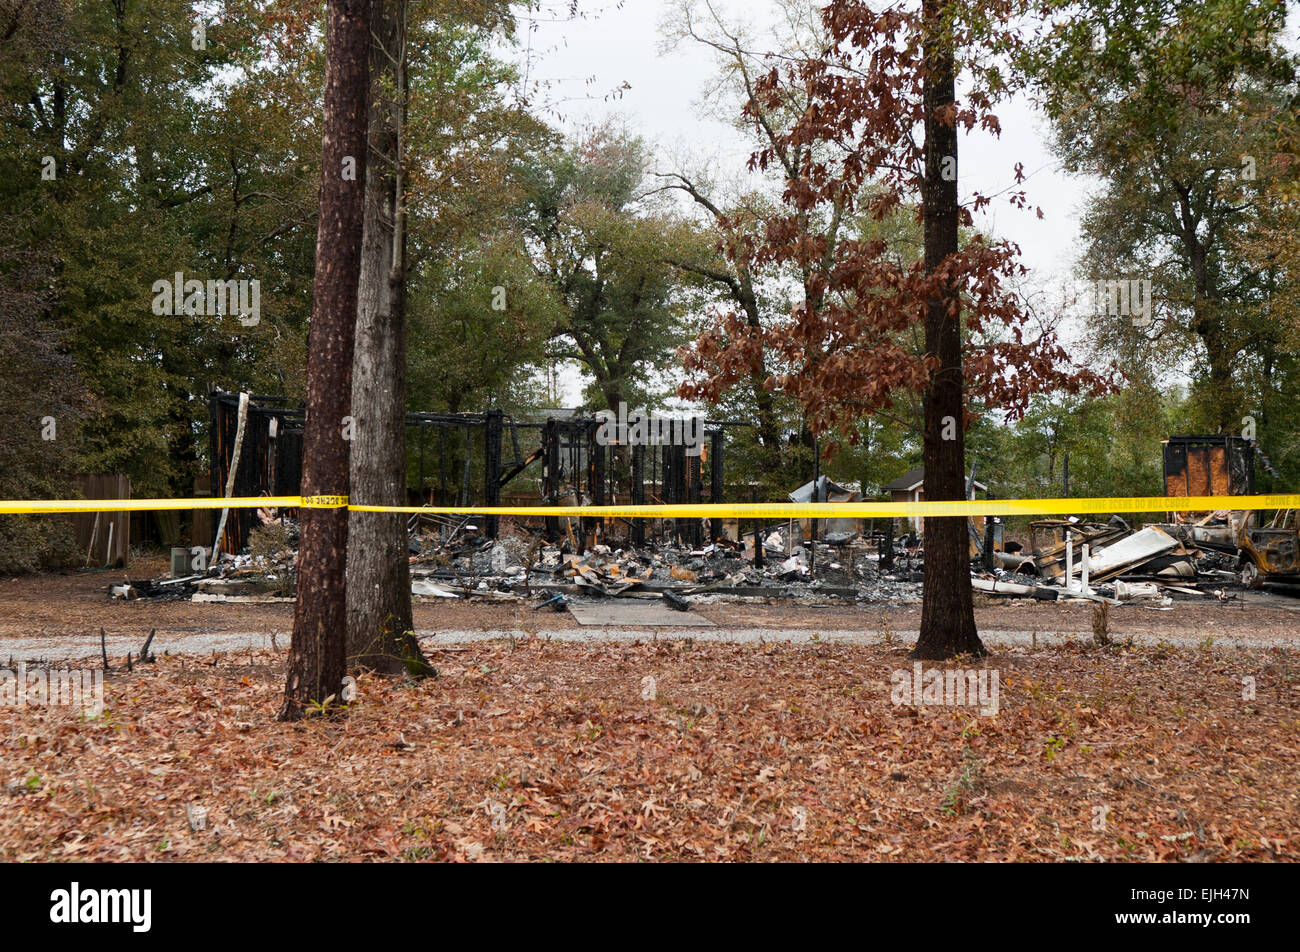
[1236,512,1300,589]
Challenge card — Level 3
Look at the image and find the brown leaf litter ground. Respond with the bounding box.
[0,636,1295,861]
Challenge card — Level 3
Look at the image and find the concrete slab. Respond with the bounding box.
[565,599,716,627]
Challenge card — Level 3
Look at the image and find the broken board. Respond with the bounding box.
[565,600,716,627]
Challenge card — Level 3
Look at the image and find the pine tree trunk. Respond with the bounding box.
[281,0,370,720]
[912,0,984,661]
[346,0,431,676]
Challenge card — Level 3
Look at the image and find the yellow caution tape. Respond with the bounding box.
[0,496,302,515]
[349,494,1300,518]
[301,495,350,508]
[4,494,1297,518]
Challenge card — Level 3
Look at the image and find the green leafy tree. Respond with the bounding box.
[1025,0,1298,433]
[524,128,698,412]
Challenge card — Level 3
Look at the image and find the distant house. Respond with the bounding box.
[883,466,987,534]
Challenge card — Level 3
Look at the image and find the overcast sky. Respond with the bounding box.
[514,0,1086,274]
[506,0,1298,406]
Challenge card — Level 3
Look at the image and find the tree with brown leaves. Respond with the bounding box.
[679,0,1106,659]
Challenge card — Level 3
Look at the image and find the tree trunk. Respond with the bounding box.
[1183,216,1236,431]
[346,0,432,677]
[1195,304,1236,432]
[600,383,625,414]
[737,275,784,473]
[281,0,370,720]
[912,0,983,661]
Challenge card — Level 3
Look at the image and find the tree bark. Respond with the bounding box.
[345,0,432,677]
[281,0,370,720]
[734,271,784,475]
[912,0,983,660]
[1179,202,1236,431]
[1194,301,1236,432]
[601,388,625,413]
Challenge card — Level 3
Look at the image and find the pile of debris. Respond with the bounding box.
[112,520,299,603]
[973,515,1246,606]
[113,497,1290,616]
[400,520,925,609]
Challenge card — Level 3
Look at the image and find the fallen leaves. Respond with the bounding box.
[0,639,1294,862]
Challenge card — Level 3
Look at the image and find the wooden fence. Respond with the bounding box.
[71,473,130,567]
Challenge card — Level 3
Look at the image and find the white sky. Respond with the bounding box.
[513,0,1093,268]
[508,0,1300,406]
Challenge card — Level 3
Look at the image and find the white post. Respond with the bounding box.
[1064,532,1074,592]
[1080,543,1091,596]
[211,391,250,564]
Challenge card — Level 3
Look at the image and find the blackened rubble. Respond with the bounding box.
[401,519,924,607]
[115,423,1297,615]
[114,513,300,603]
[395,486,1290,611]
[117,504,1277,613]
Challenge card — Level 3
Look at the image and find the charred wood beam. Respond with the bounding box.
[631,444,645,548]
[484,410,503,539]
